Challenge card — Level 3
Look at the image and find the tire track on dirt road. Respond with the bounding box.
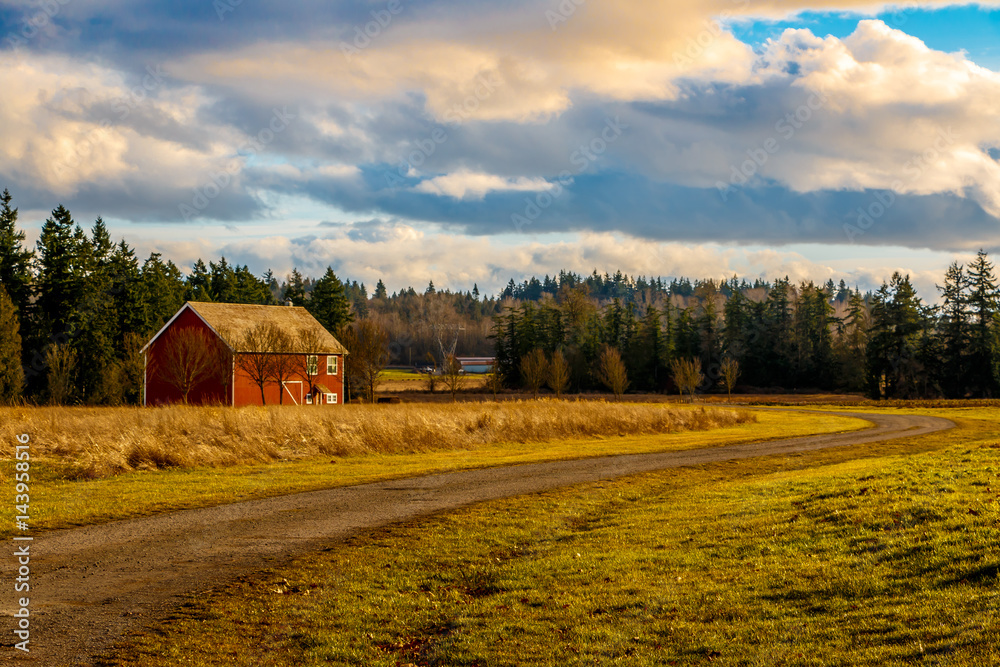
[3,411,953,666]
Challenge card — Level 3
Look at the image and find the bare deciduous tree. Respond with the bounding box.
[670,357,703,402]
[119,332,146,405]
[720,357,740,402]
[151,327,223,405]
[520,348,549,399]
[596,345,629,400]
[294,327,325,400]
[237,322,280,405]
[342,318,390,403]
[422,352,438,393]
[269,328,299,405]
[547,349,570,398]
[46,343,76,406]
[442,354,465,401]
[485,367,505,401]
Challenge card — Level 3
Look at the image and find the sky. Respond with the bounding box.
[1,1,999,297]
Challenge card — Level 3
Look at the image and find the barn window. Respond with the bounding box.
[327,356,338,375]
[326,393,337,405]
[306,355,318,375]
[306,394,313,405]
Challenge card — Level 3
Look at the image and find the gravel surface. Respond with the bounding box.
[2,411,953,666]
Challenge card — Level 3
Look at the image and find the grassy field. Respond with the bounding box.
[94,407,999,666]
[378,367,489,392]
[0,402,868,539]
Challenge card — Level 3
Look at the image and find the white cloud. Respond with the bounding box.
[413,170,554,200]
[183,226,949,298]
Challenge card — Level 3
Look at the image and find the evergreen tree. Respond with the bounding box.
[209,257,238,302]
[141,253,187,333]
[763,278,794,386]
[0,286,24,404]
[72,219,119,403]
[834,290,868,391]
[0,189,32,315]
[965,250,1000,397]
[792,282,835,387]
[866,273,924,398]
[696,287,722,377]
[187,259,213,301]
[282,268,306,306]
[632,305,665,390]
[937,262,969,397]
[233,265,276,304]
[374,279,388,300]
[35,205,86,339]
[307,267,353,335]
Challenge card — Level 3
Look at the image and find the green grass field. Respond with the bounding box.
[95,408,1000,666]
[1,407,863,539]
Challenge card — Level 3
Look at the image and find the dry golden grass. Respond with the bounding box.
[0,401,754,479]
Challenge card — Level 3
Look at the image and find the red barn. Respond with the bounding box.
[142,301,348,407]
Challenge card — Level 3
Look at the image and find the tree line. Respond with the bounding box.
[3,189,1000,404]
[492,255,1000,400]
[0,192,494,405]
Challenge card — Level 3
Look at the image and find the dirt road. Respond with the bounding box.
[3,411,953,665]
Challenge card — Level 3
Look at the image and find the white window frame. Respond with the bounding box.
[325,393,337,405]
[306,394,313,405]
[306,355,318,376]
[327,355,338,375]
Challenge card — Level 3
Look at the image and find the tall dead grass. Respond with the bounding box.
[0,401,755,479]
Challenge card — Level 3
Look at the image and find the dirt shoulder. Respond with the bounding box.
[5,411,953,666]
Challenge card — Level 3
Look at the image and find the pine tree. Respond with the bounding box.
[866,273,924,398]
[0,189,32,316]
[209,257,238,302]
[233,265,276,304]
[0,286,24,404]
[72,219,119,403]
[937,262,969,397]
[374,279,388,300]
[834,290,868,391]
[965,250,1000,397]
[187,259,213,301]
[282,268,306,306]
[307,267,353,335]
[35,205,82,335]
[142,253,188,332]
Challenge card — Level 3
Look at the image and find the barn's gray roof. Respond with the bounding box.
[186,302,348,354]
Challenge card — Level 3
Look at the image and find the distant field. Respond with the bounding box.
[97,407,999,666]
[379,367,489,392]
[0,402,866,539]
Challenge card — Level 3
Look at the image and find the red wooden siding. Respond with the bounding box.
[144,307,230,406]
[232,354,344,406]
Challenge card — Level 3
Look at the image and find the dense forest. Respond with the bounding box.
[1,190,1000,404]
